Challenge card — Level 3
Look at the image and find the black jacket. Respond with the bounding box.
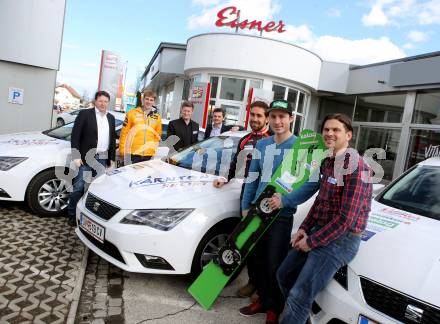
[167,118,199,151]
[71,108,116,166]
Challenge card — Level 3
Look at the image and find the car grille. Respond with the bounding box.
[360,277,440,323]
[85,193,120,220]
[79,227,125,264]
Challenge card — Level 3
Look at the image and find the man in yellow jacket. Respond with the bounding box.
[119,90,162,164]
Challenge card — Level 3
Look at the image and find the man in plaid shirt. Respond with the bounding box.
[268,114,373,324]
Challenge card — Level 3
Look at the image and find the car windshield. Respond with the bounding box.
[43,123,74,140]
[377,165,440,220]
[168,135,241,176]
[43,119,123,141]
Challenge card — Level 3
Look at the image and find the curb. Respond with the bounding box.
[66,246,89,324]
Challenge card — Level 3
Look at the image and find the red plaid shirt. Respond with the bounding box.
[300,150,373,249]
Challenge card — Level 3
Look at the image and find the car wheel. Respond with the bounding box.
[56,118,65,127]
[190,220,242,281]
[26,169,71,217]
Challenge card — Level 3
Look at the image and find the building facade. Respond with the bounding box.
[54,84,81,110]
[141,33,440,182]
[0,0,66,134]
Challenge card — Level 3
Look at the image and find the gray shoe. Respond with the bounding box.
[237,282,256,298]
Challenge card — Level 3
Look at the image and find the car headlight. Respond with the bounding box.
[333,265,348,290]
[0,157,28,171]
[120,208,194,231]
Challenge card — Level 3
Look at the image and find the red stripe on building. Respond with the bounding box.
[244,87,254,129]
[202,82,211,129]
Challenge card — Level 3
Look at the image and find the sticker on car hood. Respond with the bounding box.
[362,207,421,241]
[128,174,217,188]
[0,138,59,146]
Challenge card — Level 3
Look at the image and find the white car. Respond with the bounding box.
[75,131,245,276]
[0,111,125,216]
[56,110,81,127]
[296,157,440,324]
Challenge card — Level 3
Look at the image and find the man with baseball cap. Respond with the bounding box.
[239,100,317,324]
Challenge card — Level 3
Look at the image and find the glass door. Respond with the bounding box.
[356,127,401,182]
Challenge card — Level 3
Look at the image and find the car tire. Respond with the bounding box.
[26,169,71,217]
[190,219,243,282]
[56,118,65,127]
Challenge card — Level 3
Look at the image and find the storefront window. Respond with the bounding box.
[287,88,297,110]
[210,76,219,99]
[220,104,240,124]
[219,77,246,101]
[249,79,262,89]
[317,96,356,130]
[293,115,302,136]
[182,79,190,100]
[297,92,305,114]
[412,90,440,125]
[272,85,286,101]
[354,94,405,123]
[406,129,440,169]
[357,127,401,182]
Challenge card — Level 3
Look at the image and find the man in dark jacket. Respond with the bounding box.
[167,101,199,151]
[68,91,116,226]
[204,108,233,139]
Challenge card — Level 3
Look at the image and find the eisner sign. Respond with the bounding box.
[215,6,286,33]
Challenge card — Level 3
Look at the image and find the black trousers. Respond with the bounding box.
[130,155,152,164]
[254,216,293,314]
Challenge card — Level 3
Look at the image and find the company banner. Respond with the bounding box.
[98,50,125,111]
[189,82,210,127]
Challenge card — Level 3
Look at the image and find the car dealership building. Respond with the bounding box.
[141,32,440,182]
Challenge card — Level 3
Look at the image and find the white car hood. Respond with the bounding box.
[351,199,440,306]
[0,132,65,156]
[88,159,223,209]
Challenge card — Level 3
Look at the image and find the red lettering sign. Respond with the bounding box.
[215,6,286,33]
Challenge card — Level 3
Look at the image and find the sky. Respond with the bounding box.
[57,0,440,98]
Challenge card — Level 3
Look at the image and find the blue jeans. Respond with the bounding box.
[67,158,107,218]
[254,216,293,314]
[277,231,361,324]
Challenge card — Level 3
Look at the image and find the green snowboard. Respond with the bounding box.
[188,129,326,310]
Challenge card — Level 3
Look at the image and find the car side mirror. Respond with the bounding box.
[155,147,170,160]
[372,183,385,197]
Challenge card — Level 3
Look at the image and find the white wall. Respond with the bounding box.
[318,62,350,93]
[0,61,57,134]
[185,33,322,90]
[0,0,66,70]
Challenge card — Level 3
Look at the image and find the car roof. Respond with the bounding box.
[109,111,125,120]
[418,156,440,167]
[221,130,250,137]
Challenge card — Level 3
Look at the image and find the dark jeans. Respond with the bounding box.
[67,158,107,218]
[277,231,361,324]
[130,155,152,164]
[254,216,293,314]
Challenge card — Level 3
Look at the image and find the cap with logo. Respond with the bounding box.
[268,100,293,115]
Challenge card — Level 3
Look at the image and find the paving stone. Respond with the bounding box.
[75,251,125,323]
[0,201,86,323]
[93,310,107,318]
[109,278,121,285]
[108,298,122,307]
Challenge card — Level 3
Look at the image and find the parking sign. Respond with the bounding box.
[8,87,24,105]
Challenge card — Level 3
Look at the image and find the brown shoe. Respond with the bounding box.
[250,291,259,303]
[265,310,279,324]
[239,299,264,317]
[237,282,256,298]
